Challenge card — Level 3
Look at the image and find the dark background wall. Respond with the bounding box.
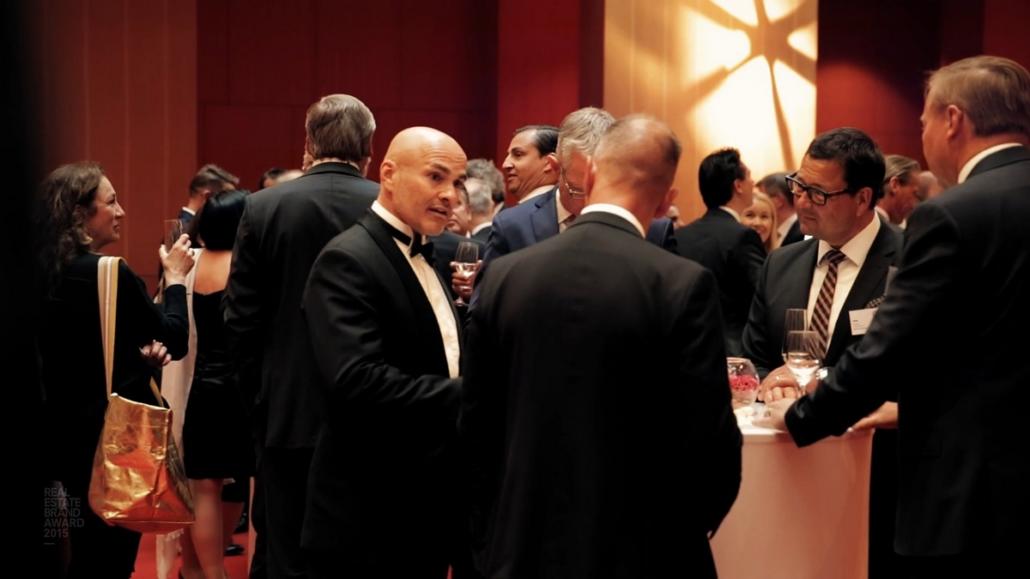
[816,0,1030,162]
[29,0,1030,291]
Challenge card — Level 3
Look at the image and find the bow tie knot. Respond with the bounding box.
[383,222,434,262]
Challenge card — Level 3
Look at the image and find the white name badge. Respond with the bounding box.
[849,308,877,335]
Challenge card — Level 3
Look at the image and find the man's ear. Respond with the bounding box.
[544,153,559,175]
[657,187,678,218]
[944,104,965,140]
[584,157,597,200]
[855,186,873,215]
[380,159,396,188]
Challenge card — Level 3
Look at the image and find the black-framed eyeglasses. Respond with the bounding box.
[560,169,586,200]
[785,173,855,206]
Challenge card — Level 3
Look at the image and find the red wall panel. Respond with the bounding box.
[199,0,499,186]
[33,0,197,292]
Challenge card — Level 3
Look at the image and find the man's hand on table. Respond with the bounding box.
[760,365,818,402]
[753,398,793,431]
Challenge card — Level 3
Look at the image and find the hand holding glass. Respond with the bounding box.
[784,330,821,395]
[452,241,479,305]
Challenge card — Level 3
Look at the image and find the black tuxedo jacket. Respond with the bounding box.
[463,211,742,578]
[786,146,1030,556]
[300,211,462,572]
[742,219,902,376]
[222,162,378,448]
[674,209,766,356]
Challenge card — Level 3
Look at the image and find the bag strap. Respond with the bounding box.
[98,256,120,398]
[97,256,164,406]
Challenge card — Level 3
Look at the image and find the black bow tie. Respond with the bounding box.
[383,221,435,262]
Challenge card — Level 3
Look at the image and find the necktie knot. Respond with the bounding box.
[822,249,846,267]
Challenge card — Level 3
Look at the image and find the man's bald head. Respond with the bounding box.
[379,127,468,236]
[590,115,681,217]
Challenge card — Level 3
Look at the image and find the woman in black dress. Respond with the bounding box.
[38,161,194,578]
[179,190,254,579]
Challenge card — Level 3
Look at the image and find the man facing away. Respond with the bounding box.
[759,55,1030,578]
[222,93,379,578]
[463,115,742,579]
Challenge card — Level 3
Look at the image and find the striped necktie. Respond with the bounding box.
[810,249,847,356]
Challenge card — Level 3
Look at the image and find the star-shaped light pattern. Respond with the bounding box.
[685,0,816,174]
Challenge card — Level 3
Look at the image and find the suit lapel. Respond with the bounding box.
[825,224,899,364]
[530,188,560,242]
[358,212,454,373]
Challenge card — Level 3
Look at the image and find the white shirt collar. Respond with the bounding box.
[816,213,880,269]
[471,222,491,236]
[556,193,573,229]
[958,142,1022,184]
[580,204,646,237]
[777,212,797,238]
[181,206,196,216]
[372,200,419,242]
[518,184,554,204]
[719,205,741,222]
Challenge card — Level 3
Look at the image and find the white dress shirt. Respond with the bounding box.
[371,201,460,378]
[958,142,1023,184]
[805,215,881,352]
[777,213,798,244]
[556,194,575,232]
[580,204,645,237]
[518,184,554,204]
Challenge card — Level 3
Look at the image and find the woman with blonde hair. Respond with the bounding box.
[741,190,779,254]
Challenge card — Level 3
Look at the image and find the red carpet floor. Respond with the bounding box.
[131,532,250,579]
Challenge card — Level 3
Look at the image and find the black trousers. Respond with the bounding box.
[258,446,314,579]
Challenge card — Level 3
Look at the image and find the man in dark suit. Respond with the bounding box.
[482,107,675,270]
[759,55,1030,577]
[675,148,765,356]
[742,127,903,578]
[759,171,803,246]
[222,94,379,578]
[301,127,467,578]
[463,115,742,579]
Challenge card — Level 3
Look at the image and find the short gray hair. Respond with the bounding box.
[883,154,921,187]
[465,178,494,216]
[305,94,376,162]
[466,158,505,204]
[557,107,615,167]
[926,55,1030,139]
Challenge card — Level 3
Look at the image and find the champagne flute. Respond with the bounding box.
[782,308,807,362]
[163,219,183,249]
[784,330,821,395]
[453,241,479,305]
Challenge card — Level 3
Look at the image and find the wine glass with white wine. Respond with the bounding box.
[453,241,480,305]
[784,330,821,396]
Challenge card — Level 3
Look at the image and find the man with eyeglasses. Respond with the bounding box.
[741,126,904,577]
[480,108,674,272]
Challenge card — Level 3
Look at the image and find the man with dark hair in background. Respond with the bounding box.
[760,171,803,246]
[501,124,558,205]
[222,93,379,578]
[674,148,765,356]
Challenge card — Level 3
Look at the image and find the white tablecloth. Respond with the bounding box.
[711,423,873,579]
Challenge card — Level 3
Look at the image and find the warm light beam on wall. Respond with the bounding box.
[605,0,817,220]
